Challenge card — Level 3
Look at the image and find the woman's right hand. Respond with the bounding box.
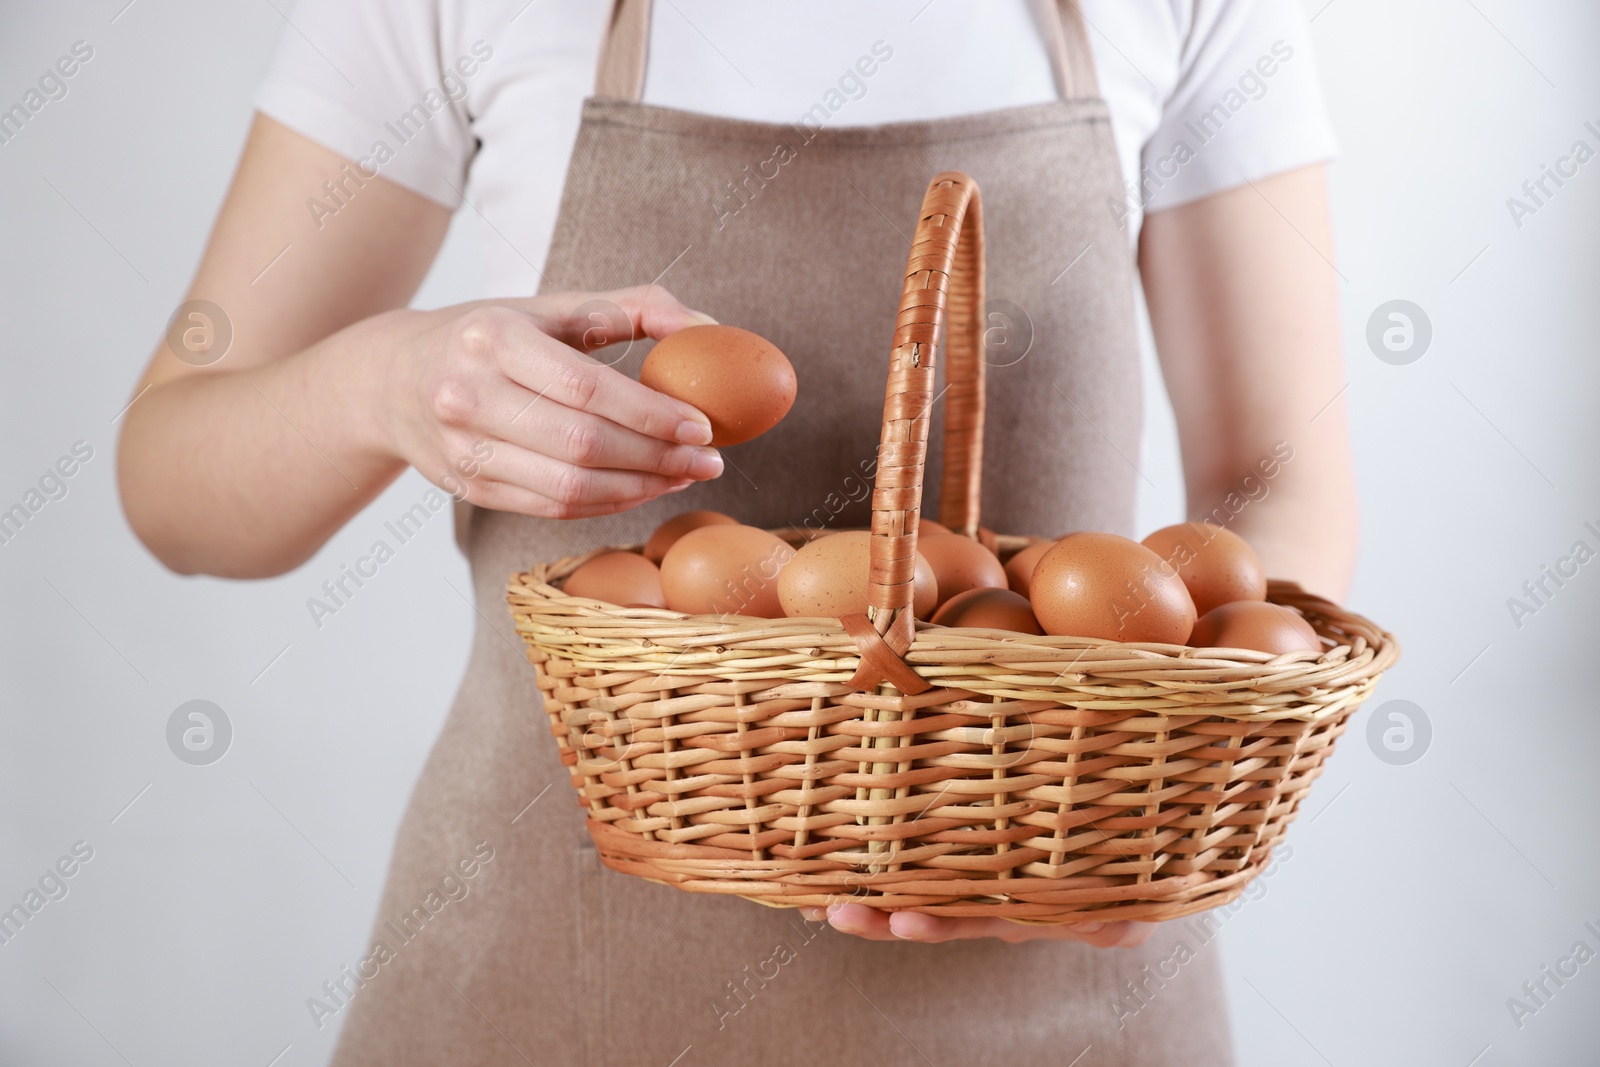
[384,284,725,518]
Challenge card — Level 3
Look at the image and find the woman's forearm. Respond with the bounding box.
[118,312,408,578]
[1140,165,1358,604]
[119,286,728,578]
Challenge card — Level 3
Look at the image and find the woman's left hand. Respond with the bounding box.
[800,903,1158,947]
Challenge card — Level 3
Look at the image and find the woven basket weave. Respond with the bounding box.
[508,172,1399,923]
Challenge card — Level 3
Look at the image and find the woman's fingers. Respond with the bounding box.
[820,903,903,942]
[474,442,695,511]
[451,306,712,446]
[525,284,718,348]
[809,902,1155,947]
[498,385,723,481]
[888,912,1152,947]
[457,477,681,521]
[495,284,722,442]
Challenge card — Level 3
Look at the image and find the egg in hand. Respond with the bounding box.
[641,325,796,447]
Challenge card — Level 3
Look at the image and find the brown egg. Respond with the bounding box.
[930,587,1043,634]
[1141,522,1266,616]
[918,517,953,539]
[911,553,939,618]
[659,524,795,618]
[1031,532,1196,643]
[643,509,738,563]
[1003,539,1056,598]
[562,551,666,609]
[1189,601,1322,655]
[640,325,796,447]
[917,533,1007,609]
[777,530,937,618]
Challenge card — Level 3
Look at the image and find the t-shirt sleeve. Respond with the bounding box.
[1141,0,1338,213]
[252,0,474,209]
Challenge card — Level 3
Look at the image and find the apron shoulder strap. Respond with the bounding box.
[594,0,651,100]
[594,0,1100,102]
[1039,0,1102,100]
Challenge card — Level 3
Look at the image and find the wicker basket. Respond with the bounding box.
[508,172,1399,923]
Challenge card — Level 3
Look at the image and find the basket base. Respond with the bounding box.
[587,820,1294,925]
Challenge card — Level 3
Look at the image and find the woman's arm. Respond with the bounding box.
[118,115,446,577]
[118,115,722,578]
[1139,164,1358,602]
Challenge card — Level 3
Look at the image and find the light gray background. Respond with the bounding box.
[2,2,1597,1065]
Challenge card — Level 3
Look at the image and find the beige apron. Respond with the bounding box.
[330,2,1234,1063]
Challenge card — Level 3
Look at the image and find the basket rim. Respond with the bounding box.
[507,531,1400,722]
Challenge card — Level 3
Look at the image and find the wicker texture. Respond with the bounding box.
[507,173,1399,922]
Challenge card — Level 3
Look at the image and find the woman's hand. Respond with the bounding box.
[800,903,1158,948]
[384,284,724,519]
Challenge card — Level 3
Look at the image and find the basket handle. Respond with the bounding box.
[840,172,985,695]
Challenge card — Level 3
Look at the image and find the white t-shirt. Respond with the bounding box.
[254,0,1337,298]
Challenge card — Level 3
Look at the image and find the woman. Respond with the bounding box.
[119,1,1356,1062]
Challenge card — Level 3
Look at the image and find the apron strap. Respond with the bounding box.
[594,0,651,101]
[1039,0,1101,100]
[593,0,1101,102]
